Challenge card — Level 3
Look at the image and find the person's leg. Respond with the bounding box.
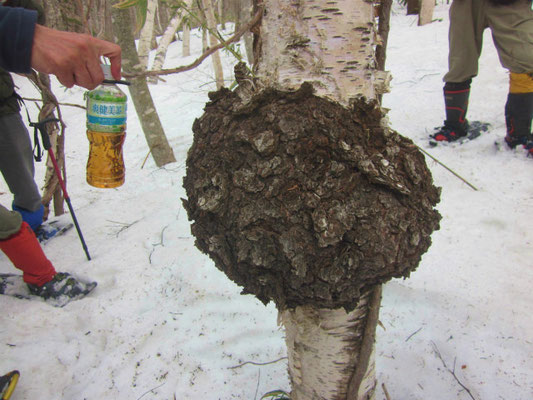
[0,113,44,228]
[504,73,533,150]
[435,0,487,142]
[444,0,487,84]
[485,0,533,151]
[0,204,56,286]
[0,204,97,302]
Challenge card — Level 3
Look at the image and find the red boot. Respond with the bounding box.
[0,222,56,286]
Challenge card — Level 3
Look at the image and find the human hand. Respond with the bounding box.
[31,24,122,90]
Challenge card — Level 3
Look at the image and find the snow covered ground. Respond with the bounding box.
[1,3,532,399]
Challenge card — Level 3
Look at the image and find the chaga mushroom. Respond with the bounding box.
[182,83,441,312]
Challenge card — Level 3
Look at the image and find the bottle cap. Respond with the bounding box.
[101,64,113,80]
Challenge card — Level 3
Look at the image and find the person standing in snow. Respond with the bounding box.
[0,1,53,240]
[0,4,122,303]
[431,0,533,156]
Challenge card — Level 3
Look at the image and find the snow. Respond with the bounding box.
[1,4,532,399]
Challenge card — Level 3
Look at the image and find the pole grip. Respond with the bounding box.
[30,118,60,151]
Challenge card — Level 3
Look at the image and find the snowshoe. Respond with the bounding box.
[0,370,19,400]
[34,219,74,244]
[430,121,490,147]
[27,272,97,305]
[260,390,291,400]
[0,272,97,307]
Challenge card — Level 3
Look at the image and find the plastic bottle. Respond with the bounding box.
[86,65,127,188]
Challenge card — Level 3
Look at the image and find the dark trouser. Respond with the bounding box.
[0,113,42,208]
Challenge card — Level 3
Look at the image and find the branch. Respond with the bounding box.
[123,7,263,79]
[21,97,86,110]
[228,356,287,370]
[431,341,477,400]
[417,145,478,191]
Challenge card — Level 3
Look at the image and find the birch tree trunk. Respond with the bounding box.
[406,0,420,15]
[201,0,224,89]
[149,1,192,84]
[184,2,440,400]
[254,1,389,398]
[235,0,254,64]
[112,3,176,167]
[418,0,435,26]
[183,23,191,57]
[138,0,158,70]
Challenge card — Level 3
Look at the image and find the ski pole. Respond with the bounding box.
[31,118,91,261]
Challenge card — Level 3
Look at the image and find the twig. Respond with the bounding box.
[107,219,141,237]
[21,97,86,110]
[417,145,478,191]
[228,356,288,369]
[141,149,152,169]
[124,7,263,79]
[149,225,170,264]
[431,342,477,400]
[254,370,261,400]
[136,382,165,400]
[405,327,422,342]
[382,382,392,400]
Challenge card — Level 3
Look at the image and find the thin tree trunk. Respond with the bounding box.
[28,72,66,218]
[112,3,176,168]
[235,0,254,64]
[138,0,158,70]
[201,0,224,89]
[418,0,435,26]
[406,0,420,15]
[183,23,191,57]
[149,2,190,84]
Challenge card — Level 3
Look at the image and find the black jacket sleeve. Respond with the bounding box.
[0,6,37,73]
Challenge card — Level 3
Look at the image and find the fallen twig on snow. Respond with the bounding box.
[405,327,423,342]
[431,341,477,400]
[229,356,288,369]
[107,219,142,237]
[417,145,478,191]
[382,382,392,400]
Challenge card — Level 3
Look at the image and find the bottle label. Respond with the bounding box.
[87,99,127,128]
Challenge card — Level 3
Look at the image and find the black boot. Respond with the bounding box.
[504,92,533,150]
[432,81,471,142]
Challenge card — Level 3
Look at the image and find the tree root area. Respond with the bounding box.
[183,83,441,312]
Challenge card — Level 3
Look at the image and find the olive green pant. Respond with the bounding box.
[0,205,22,240]
[445,0,533,83]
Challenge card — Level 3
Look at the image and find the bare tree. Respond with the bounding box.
[138,0,159,70]
[418,0,435,26]
[112,3,176,167]
[201,0,225,88]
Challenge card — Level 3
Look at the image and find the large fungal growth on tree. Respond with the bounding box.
[182,82,441,312]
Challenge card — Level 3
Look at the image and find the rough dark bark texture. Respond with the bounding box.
[183,83,441,312]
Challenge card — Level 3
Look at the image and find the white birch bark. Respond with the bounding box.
[201,0,224,89]
[255,0,390,106]
[183,23,191,57]
[254,1,389,398]
[281,290,378,400]
[418,0,435,26]
[137,0,158,70]
[149,6,186,84]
